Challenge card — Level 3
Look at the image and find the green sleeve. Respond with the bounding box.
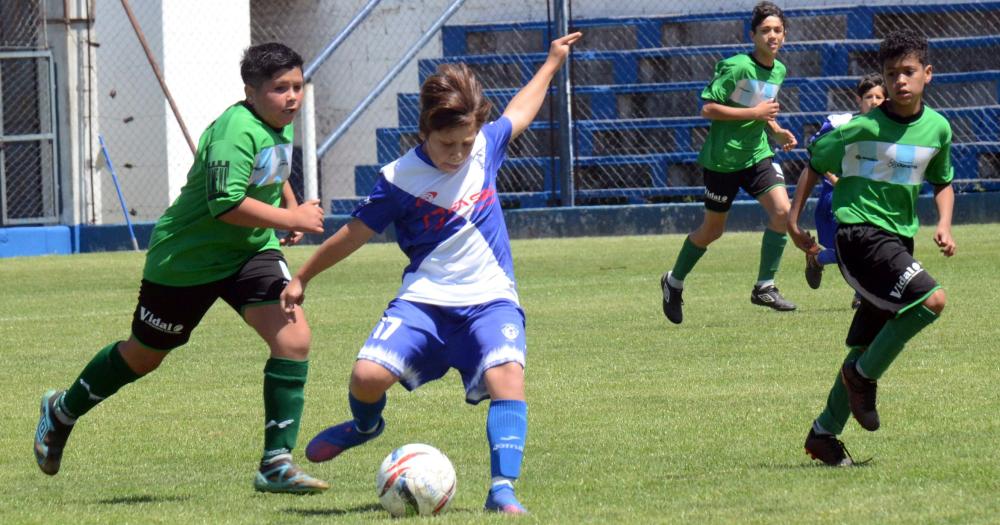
[925,127,954,185]
[205,138,255,217]
[700,59,739,104]
[807,127,845,175]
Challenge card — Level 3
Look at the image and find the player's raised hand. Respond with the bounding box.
[546,32,583,66]
[934,227,956,257]
[291,199,324,234]
[280,276,307,319]
[754,99,780,121]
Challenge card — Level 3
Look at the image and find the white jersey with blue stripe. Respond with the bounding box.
[351,117,517,307]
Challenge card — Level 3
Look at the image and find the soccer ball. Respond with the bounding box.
[376,443,457,517]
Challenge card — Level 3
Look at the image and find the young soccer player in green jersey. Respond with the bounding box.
[660,1,799,324]
[787,29,956,466]
[33,43,329,492]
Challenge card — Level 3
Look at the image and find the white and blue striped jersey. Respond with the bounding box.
[351,117,517,307]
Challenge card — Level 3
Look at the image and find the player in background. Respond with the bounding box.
[280,32,583,514]
[788,29,956,466]
[660,1,798,324]
[803,73,886,309]
[34,43,329,493]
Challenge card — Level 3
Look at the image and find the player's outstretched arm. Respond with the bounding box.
[219,196,324,234]
[280,218,376,314]
[932,183,956,257]
[787,164,821,255]
[502,32,582,140]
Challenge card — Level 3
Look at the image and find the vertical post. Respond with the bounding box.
[302,82,318,202]
[553,0,575,206]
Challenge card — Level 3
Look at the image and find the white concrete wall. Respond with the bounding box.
[93,0,248,222]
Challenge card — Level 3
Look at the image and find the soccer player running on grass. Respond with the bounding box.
[280,32,583,515]
[34,43,329,493]
[788,29,956,466]
[660,1,799,324]
[802,73,886,309]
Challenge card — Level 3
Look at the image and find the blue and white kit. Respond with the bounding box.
[350,117,526,404]
[810,112,854,263]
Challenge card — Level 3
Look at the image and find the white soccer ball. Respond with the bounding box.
[376,443,457,517]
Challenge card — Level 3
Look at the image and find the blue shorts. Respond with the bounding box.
[814,184,837,250]
[357,298,527,405]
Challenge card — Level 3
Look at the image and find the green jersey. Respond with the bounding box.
[698,53,786,172]
[808,105,953,238]
[143,102,294,286]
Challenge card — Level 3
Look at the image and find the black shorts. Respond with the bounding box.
[130,250,291,350]
[835,224,940,347]
[702,158,785,212]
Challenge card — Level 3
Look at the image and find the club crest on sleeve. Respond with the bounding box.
[501,323,520,340]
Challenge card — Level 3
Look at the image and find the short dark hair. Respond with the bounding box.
[878,29,929,66]
[751,1,787,33]
[418,63,493,138]
[240,42,303,87]
[856,72,885,98]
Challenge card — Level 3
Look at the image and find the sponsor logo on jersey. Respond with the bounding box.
[139,306,184,334]
[501,323,520,340]
[705,190,729,203]
[889,159,917,170]
[855,154,879,162]
[889,262,924,299]
[419,188,497,231]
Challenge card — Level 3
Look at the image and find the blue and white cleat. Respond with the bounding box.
[34,389,73,476]
[253,455,329,494]
[304,418,384,463]
[484,483,528,515]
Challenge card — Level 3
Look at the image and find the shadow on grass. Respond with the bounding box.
[98,495,191,505]
[289,505,481,517]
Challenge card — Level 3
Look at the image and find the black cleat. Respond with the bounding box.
[750,284,796,311]
[805,253,823,289]
[660,272,683,324]
[804,429,855,466]
[841,360,880,431]
[34,390,74,476]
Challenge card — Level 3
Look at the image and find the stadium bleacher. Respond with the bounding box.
[333,2,1000,213]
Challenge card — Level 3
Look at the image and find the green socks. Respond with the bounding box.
[263,357,309,459]
[671,236,707,282]
[757,228,788,283]
[857,304,939,380]
[815,347,864,435]
[60,342,142,419]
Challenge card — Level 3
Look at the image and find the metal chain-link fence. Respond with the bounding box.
[0,0,57,225]
[16,1,999,224]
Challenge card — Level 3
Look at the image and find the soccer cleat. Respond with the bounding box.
[484,484,528,514]
[750,284,797,311]
[804,429,854,466]
[841,360,880,431]
[805,253,823,289]
[660,272,684,324]
[254,456,329,494]
[34,390,73,476]
[305,418,385,463]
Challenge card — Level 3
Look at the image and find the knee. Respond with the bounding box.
[118,339,166,376]
[272,327,311,360]
[770,206,789,226]
[350,360,395,400]
[923,289,947,315]
[692,225,723,246]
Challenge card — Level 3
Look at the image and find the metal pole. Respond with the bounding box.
[302,83,318,201]
[304,0,382,81]
[553,0,575,206]
[318,0,468,158]
[302,0,383,204]
[119,0,196,156]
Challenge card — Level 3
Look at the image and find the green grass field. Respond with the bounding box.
[3,224,999,524]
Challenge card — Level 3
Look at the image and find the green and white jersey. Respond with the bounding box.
[698,53,786,173]
[808,105,953,238]
[143,102,294,286]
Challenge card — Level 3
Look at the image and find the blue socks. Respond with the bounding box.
[487,399,527,479]
[817,248,837,266]
[349,392,386,433]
